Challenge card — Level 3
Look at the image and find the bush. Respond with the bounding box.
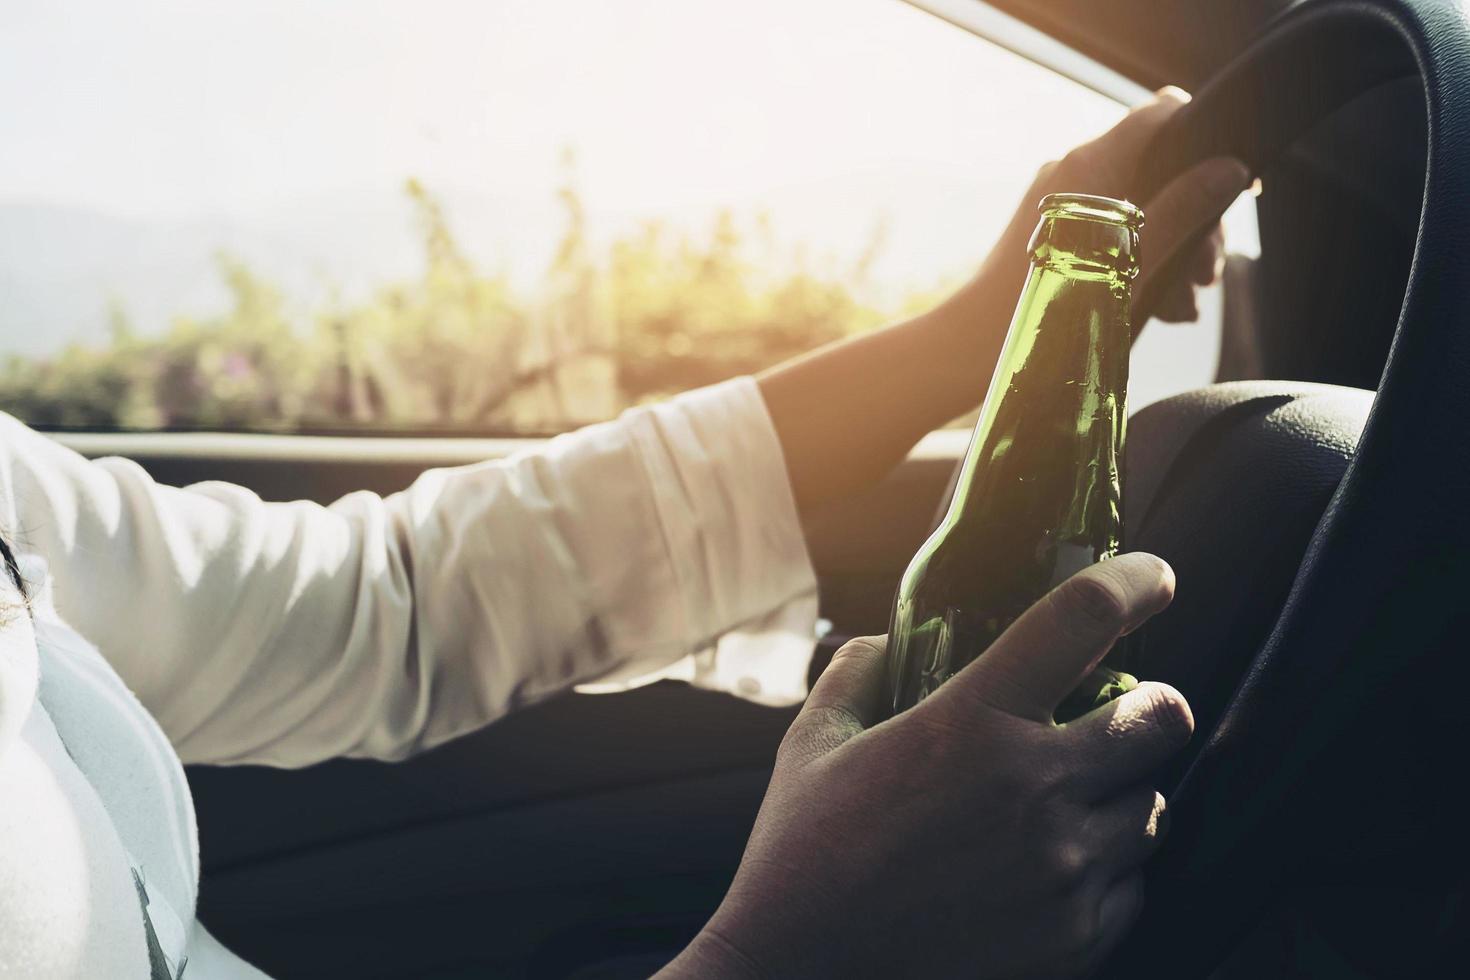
[0,180,945,434]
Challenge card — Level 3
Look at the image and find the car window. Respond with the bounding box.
[1,0,1228,435]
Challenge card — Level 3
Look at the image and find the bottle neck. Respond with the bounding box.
[942,255,1132,534]
[1027,212,1140,284]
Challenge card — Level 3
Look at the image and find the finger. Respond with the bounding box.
[1060,681,1195,798]
[1092,872,1145,964]
[1188,225,1226,285]
[793,635,888,740]
[1044,89,1192,202]
[929,554,1175,724]
[1138,157,1250,298]
[1149,280,1200,324]
[1071,87,1192,180]
[1084,786,1169,878]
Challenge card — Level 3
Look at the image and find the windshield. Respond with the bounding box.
[1,0,1127,435]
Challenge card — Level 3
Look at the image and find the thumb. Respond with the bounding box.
[1135,156,1251,314]
[925,554,1175,725]
[780,636,888,768]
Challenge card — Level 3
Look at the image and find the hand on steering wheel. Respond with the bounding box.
[971,88,1252,328]
[664,554,1193,980]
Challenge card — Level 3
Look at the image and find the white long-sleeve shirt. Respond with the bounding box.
[0,377,818,979]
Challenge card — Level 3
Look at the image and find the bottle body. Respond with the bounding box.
[885,194,1139,716]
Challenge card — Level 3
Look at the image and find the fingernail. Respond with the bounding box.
[1153,798,1171,838]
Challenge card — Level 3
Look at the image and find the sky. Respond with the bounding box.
[0,0,1235,407]
[2,0,1121,220]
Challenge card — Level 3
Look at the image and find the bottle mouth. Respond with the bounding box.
[1037,193,1144,229]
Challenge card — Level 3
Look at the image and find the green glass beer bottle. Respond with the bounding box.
[884,192,1141,717]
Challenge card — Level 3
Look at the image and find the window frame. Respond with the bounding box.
[900,0,1150,104]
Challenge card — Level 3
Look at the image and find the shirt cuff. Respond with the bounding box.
[576,376,820,706]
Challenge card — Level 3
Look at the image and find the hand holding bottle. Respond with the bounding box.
[662,553,1192,980]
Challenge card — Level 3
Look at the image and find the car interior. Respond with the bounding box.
[15,0,1468,976]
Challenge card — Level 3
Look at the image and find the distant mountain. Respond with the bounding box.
[0,203,210,355]
[0,199,428,358]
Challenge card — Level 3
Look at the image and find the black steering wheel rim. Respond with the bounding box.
[1105,0,1470,973]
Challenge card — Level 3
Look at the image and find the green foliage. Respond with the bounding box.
[1,181,942,433]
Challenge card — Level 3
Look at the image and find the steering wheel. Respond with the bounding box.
[1093,0,1470,974]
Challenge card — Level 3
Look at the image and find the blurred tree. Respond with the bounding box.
[0,178,940,434]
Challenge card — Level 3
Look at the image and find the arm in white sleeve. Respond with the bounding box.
[0,377,817,766]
